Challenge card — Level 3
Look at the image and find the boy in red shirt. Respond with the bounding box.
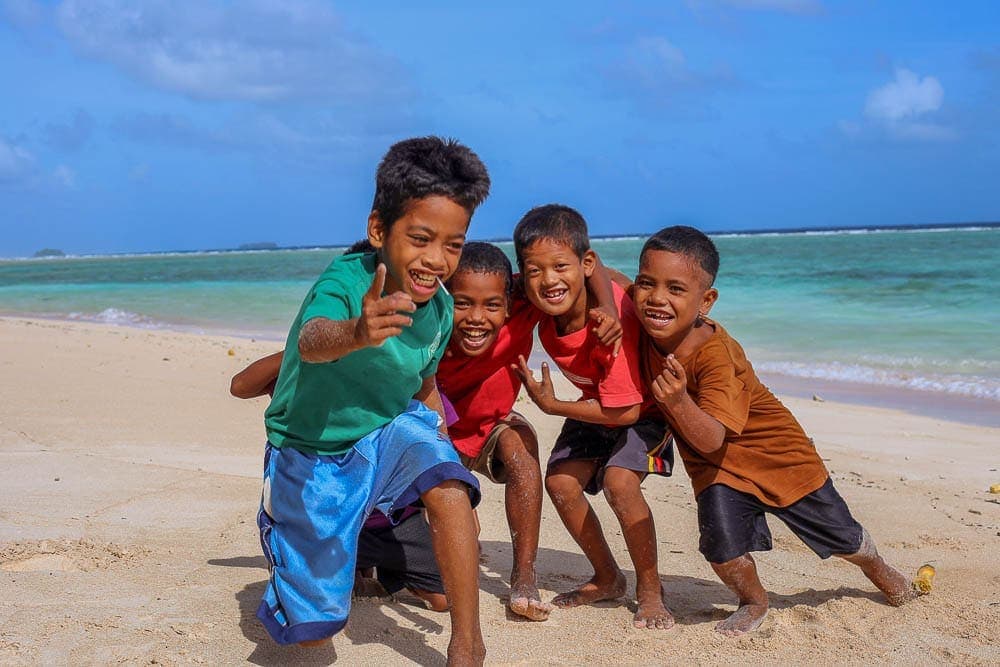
[437,241,622,621]
[511,205,675,630]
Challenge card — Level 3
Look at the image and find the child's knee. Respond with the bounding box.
[545,473,580,505]
[421,479,472,508]
[601,468,641,505]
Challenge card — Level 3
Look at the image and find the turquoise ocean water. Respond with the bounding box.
[2,227,998,412]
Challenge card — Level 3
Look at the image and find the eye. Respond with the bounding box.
[454,300,470,309]
[669,286,685,295]
[526,268,540,277]
[556,263,569,271]
[410,235,429,245]
[448,241,464,253]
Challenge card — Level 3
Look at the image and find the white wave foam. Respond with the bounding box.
[757,360,1000,401]
[68,308,162,328]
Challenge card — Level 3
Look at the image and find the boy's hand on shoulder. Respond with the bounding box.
[512,355,557,413]
[589,306,623,357]
[355,263,416,348]
[652,354,688,411]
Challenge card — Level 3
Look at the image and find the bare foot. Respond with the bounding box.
[552,571,627,608]
[875,565,922,606]
[509,579,554,621]
[447,638,486,667]
[715,603,768,636]
[633,583,674,629]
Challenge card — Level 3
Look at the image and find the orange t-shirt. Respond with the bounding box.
[641,320,828,507]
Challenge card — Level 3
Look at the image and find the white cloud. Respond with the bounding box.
[848,68,955,142]
[865,68,943,122]
[55,0,409,103]
[603,35,734,107]
[0,137,36,184]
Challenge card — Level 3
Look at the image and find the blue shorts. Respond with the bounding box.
[256,401,481,645]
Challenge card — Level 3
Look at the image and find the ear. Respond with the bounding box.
[582,249,597,277]
[700,287,719,316]
[367,211,385,249]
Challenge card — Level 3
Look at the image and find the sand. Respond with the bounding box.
[1,316,997,665]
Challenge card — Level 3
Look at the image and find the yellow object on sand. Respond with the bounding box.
[990,483,1000,494]
[227,348,235,356]
[913,564,935,593]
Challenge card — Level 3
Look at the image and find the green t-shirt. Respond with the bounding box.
[264,252,452,455]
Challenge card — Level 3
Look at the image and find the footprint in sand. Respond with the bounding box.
[0,539,147,573]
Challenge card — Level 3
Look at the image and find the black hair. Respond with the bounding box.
[446,241,513,293]
[511,204,590,267]
[372,136,491,230]
[343,239,375,255]
[641,226,720,285]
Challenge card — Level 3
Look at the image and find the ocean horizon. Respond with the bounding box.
[2,224,997,425]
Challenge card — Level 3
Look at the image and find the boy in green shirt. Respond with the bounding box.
[257,137,489,665]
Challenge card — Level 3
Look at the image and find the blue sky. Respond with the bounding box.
[1,0,998,256]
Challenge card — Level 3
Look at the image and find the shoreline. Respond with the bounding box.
[3,313,995,429]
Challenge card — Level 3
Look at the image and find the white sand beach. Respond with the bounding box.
[1,316,997,665]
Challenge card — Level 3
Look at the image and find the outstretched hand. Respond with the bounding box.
[354,263,416,348]
[589,307,623,357]
[512,355,557,413]
[651,354,687,411]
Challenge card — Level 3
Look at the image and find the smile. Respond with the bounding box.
[459,328,492,349]
[542,287,568,304]
[643,309,674,328]
[409,270,439,293]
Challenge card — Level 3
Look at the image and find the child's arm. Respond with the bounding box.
[651,354,726,454]
[514,357,641,427]
[299,264,416,363]
[587,254,623,354]
[230,351,283,398]
[413,375,450,435]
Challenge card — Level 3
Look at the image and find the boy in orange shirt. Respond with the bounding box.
[632,225,922,635]
[512,204,675,630]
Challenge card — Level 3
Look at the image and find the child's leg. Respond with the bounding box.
[422,480,485,666]
[710,554,770,636]
[494,423,552,621]
[545,460,626,607]
[837,528,918,606]
[602,466,674,629]
[773,478,920,607]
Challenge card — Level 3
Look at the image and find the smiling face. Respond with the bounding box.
[368,195,470,303]
[519,238,595,330]
[448,270,509,357]
[632,249,718,354]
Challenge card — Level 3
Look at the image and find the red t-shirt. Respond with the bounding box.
[538,282,645,409]
[437,296,542,458]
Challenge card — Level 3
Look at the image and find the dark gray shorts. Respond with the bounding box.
[546,418,673,495]
[356,510,444,595]
[696,478,864,564]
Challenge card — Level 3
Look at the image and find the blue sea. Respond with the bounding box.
[2,227,998,422]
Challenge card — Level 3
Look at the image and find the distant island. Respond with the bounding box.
[33,248,65,258]
[237,242,279,250]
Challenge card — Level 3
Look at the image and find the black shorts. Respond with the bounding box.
[546,418,673,495]
[356,510,444,595]
[696,478,864,564]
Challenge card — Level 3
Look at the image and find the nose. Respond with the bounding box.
[423,242,447,272]
[466,303,487,324]
[646,285,668,306]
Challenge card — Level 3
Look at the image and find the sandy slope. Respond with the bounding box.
[1,317,997,665]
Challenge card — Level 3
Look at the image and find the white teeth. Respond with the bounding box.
[462,330,487,340]
[410,271,436,287]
